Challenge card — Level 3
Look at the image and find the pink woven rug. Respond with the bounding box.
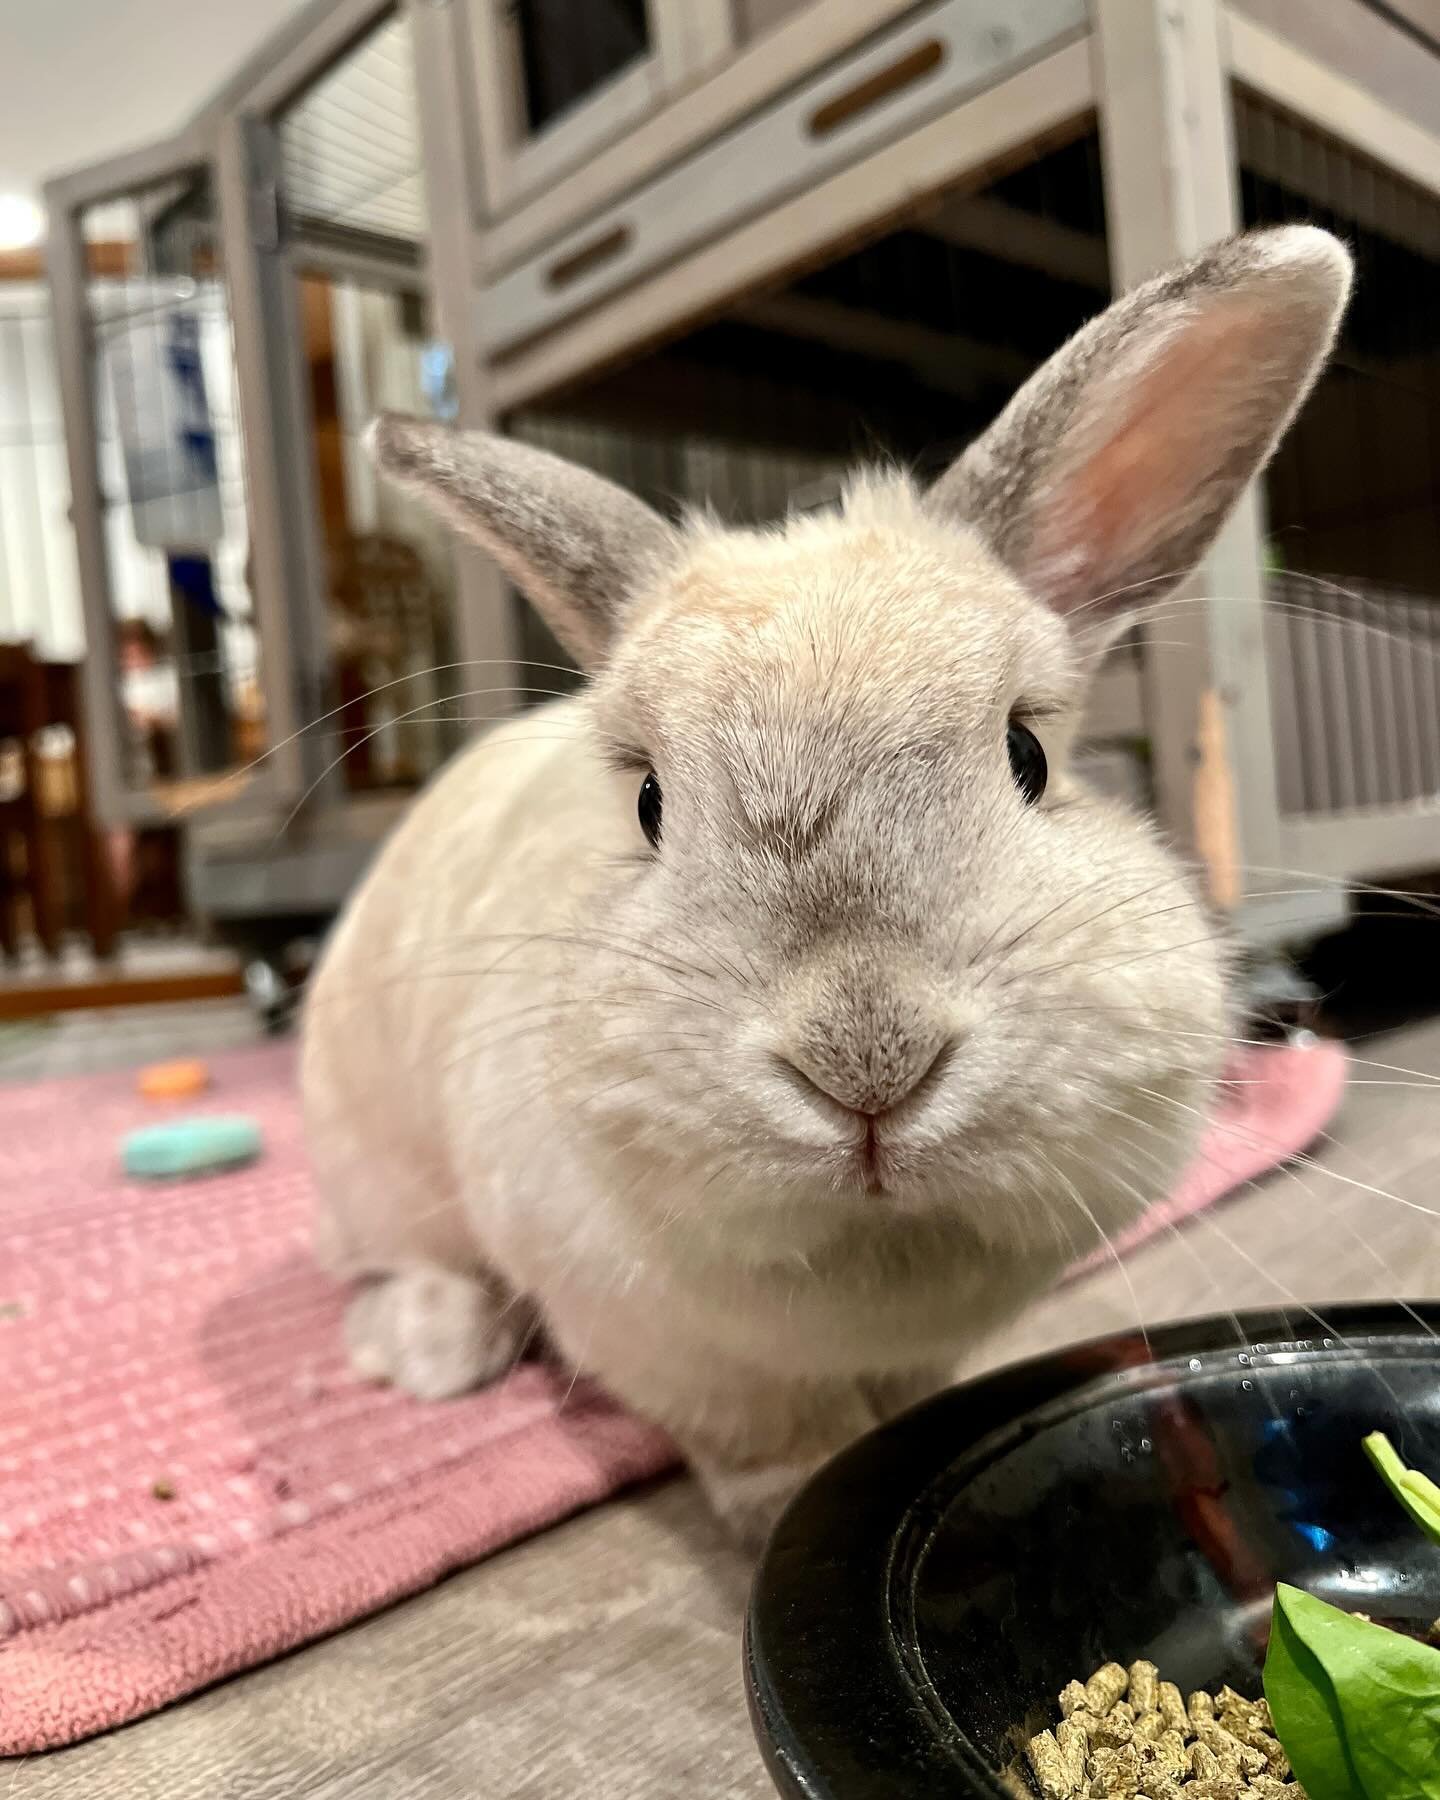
[0,1034,1345,1754]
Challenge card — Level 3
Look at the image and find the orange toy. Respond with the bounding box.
[138,1059,212,1101]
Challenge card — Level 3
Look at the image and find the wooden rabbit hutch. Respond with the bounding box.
[43,0,1440,997]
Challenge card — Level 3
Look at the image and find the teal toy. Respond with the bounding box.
[122,1115,263,1180]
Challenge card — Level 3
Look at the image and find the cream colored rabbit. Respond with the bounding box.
[303,227,1351,1545]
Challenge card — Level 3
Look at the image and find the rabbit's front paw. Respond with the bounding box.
[344,1267,530,1400]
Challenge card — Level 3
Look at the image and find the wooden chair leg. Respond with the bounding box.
[82,824,122,959]
[20,738,63,959]
[44,659,122,960]
[0,818,18,962]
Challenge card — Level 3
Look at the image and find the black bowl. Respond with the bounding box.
[746,1303,1440,1799]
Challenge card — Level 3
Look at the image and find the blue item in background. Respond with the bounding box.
[167,553,223,619]
[421,341,459,421]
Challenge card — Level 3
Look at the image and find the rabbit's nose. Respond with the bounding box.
[774,1031,957,1121]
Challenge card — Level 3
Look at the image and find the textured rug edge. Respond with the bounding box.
[0,1405,676,1756]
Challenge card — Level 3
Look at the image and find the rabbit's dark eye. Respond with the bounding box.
[1006,722,1047,806]
[638,771,663,846]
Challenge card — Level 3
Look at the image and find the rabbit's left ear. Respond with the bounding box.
[926,226,1352,620]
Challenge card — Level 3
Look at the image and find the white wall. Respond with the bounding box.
[0,0,310,199]
[0,287,84,659]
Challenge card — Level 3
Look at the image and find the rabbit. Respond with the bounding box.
[302,226,1351,1547]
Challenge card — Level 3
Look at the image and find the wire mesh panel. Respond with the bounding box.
[1235,89,1440,823]
[1265,573,1440,817]
[75,174,264,811]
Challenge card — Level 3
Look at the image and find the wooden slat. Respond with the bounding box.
[919,193,1108,286]
[0,966,244,1021]
[732,292,1034,394]
[0,242,134,283]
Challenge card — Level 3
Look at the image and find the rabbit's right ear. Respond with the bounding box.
[368,417,677,667]
[926,226,1351,625]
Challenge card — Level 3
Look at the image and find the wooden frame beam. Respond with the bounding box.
[1092,0,1282,909]
[732,292,1035,397]
[917,193,1108,288]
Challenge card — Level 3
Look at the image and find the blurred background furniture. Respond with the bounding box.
[27,0,1440,1018]
[0,643,119,962]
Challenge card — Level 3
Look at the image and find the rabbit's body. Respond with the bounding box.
[302,228,1351,1543]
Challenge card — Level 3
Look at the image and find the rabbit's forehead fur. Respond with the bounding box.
[596,476,1076,810]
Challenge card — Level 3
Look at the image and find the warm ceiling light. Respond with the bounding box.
[0,195,44,251]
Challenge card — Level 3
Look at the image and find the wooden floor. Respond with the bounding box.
[8,1005,1440,1800]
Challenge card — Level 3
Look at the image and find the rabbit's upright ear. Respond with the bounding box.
[368,417,676,666]
[926,226,1351,622]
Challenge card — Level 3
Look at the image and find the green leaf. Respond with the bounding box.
[1265,1585,1364,1800]
[1364,1432,1440,1544]
[1266,1583,1440,1800]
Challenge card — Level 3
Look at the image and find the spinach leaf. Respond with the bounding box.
[1264,1584,1364,1800]
[1364,1432,1440,1544]
[1266,1583,1440,1800]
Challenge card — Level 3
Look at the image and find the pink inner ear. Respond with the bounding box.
[1024,298,1272,616]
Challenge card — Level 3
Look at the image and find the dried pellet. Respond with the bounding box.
[1028,1729,1079,1800]
[1198,1723,1263,1779]
[1033,1663,1305,1800]
[1189,1744,1223,1782]
[1060,1680,1091,1718]
[1187,1781,1245,1800]
[1093,1713,1135,1750]
[1262,1743,1291,1780]
[1057,1718,1091,1784]
[1086,1663,1130,1715]
[1198,1736,1240,1780]
[1094,1745,1143,1799]
[1221,1713,1278,1761]
[1128,1661,1159,1715]
[1157,1683,1188,1737]
[1150,1730,1190,1780]
[1187,1691,1216,1730]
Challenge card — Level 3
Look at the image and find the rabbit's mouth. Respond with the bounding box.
[856,1120,887,1197]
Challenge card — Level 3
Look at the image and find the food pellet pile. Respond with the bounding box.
[1024,1660,1304,1800]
